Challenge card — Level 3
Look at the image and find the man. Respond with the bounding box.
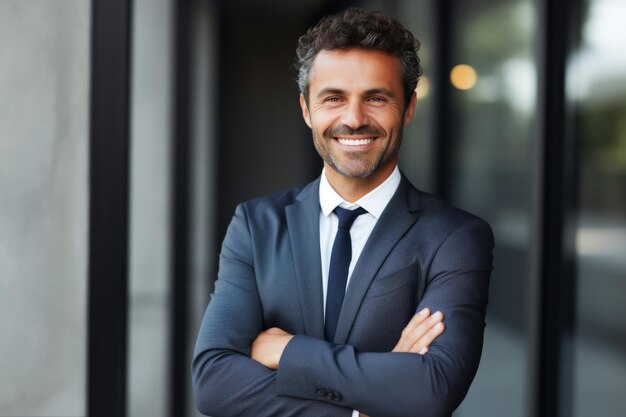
[193,8,493,417]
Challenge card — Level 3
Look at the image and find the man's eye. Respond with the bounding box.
[324,97,342,102]
[368,96,386,102]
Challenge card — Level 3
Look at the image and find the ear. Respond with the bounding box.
[300,93,312,128]
[403,91,417,126]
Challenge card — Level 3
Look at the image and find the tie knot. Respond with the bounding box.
[334,206,367,230]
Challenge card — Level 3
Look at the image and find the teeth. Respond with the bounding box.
[337,138,374,146]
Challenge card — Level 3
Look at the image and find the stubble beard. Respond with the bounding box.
[312,126,402,179]
[325,148,385,179]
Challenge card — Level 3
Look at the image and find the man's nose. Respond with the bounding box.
[340,101,369,129]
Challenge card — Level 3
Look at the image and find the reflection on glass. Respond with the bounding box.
[448,1,537,417]
[416,75,431,100]
[571,1,626,416]
[450,64,478,90]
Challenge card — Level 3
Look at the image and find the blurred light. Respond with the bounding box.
[415,76,430,100]
[450,64,478,90]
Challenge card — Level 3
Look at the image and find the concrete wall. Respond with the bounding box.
[0,1,90,415]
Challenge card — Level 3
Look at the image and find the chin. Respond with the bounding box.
[335,165,379,179]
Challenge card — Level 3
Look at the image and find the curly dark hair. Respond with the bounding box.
[295,7,422,108]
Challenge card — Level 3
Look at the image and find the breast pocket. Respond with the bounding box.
[350,263,421,352]
[365,262,420,299]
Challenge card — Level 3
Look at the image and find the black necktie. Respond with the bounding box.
[325,206,368,342]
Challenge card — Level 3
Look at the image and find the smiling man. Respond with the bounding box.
[303,49,408,199]
[193,8,493,417]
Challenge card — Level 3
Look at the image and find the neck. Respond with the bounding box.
[324,161,397,203]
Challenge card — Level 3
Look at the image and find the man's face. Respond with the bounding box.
[300,49,416,183]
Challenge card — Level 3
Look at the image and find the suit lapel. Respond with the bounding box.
[285,180,325,339]
[334,177,420,344]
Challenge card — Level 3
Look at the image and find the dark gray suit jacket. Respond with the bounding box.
[192,175,494,417]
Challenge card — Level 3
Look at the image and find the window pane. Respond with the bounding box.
[447,1,537,416]
[395,0,437,192]
[127,0,173,416]
[571,1,626,416]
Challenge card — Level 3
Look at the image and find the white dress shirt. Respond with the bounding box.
[319,166,401,417]
[318,165,402,316]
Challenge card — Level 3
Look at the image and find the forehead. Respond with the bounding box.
[308,49,403,93]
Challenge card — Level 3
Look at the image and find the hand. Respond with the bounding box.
[392,308,445,354]
[251,327,294,369]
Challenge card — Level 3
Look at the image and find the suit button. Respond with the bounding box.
[329,390,342,401]
[315,388,327,397]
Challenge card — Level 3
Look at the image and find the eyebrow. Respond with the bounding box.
[365,88,396,97]
[316,88,345,98]
[316,87,396,99]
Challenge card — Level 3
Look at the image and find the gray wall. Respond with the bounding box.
[0,1,90,415]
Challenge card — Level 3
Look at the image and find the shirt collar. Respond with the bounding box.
[319,165,401,219]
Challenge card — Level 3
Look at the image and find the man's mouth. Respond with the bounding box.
[336,138,375,146]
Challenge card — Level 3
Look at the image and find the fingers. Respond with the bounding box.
[413,320,445,354]
[403,308,431,336]
[392,308,445,354]
[392,307,432,352]
[250,328,293,369]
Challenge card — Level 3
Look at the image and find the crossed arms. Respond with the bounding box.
[252,307,444,369]
[192,203,493,417]
[252,309,445,417]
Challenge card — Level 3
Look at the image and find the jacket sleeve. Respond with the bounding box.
[274,218,494,417]
[192,204,352,417]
